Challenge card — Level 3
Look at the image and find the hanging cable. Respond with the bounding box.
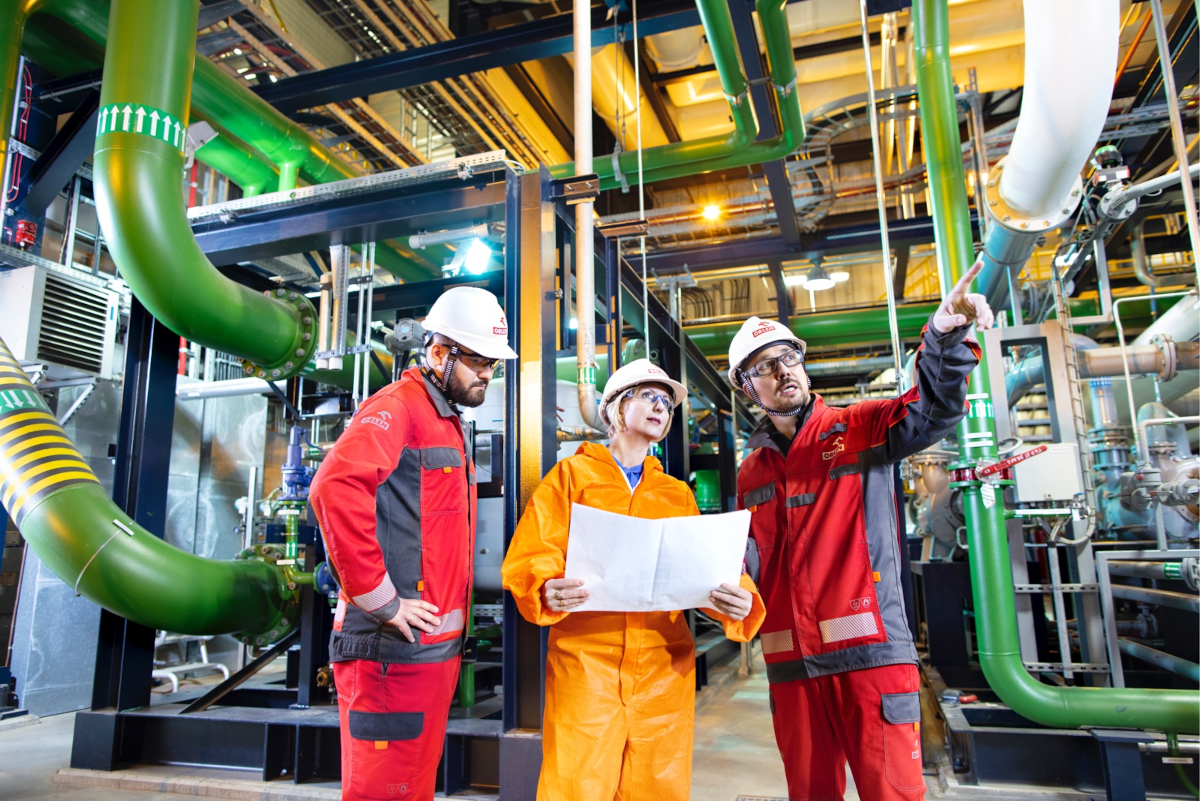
[634,0,649,336]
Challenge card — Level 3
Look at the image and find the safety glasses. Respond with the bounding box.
[455,347,500,373]
[623,388,675,411]
[743,349,804,379]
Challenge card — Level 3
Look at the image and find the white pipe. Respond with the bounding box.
[408,224,490,250]
[574,0,605,433]
[977,0,1119,306]
[998,0,1118,218]
[177,376,273,400]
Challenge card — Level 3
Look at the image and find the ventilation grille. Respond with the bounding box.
[36,272,110,374]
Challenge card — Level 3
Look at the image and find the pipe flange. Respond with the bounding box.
[1149,334,1177,381]
[983,157,1083,234]
[241,291,319,381]
[232,543,301,647]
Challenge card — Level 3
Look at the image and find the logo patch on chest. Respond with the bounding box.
[822,435,845,460]
[849,597,872,612]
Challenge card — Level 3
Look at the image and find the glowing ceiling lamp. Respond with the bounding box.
[701,205,722,221]
[783,274,806,287]
[830,270,850,283]
[804,262,836,291]
[463,239,492,275]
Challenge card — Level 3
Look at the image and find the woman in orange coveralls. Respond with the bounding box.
[501,359,766,801]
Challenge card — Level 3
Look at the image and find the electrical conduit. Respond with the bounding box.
[93,0,318,381]
[975,0,1120,310]
[0,336,296,638]
[914,0,1198,734]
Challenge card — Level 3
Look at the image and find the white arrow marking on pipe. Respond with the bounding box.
[96,111,104,136]
[121,105,132,132]
[149,110,159,137]
[162,116,172,143]
[134,106,146,133]
[173,121,182,148]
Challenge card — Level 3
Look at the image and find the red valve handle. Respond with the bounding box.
[977,444,1048,477]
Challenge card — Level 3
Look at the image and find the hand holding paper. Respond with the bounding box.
[562,504,751,613]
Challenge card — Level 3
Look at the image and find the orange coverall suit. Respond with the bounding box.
[501,441,766,801]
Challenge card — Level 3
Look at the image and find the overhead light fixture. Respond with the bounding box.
[233,47,242,55]
[784,274,806,287]
[269,74,278,83]
[830,270,850,283]
[702,205,722,221]
[463,239,492,275]
[569,317,578,330]
[805,261,835,291]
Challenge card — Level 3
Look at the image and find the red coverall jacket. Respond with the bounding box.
[738,324,980,684]
[310,367,476,664]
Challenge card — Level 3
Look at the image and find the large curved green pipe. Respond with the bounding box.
[0,338,296,640]
[915,0,1198,734]
[24,0,443,280]
[94,0,318,381]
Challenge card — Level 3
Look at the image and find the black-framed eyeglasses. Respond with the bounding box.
[743,349,804,379]
[623,387,674,410]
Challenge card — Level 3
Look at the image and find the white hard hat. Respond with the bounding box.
[726,316,807,386]
[599,359,687,426]
[422,286,518,360]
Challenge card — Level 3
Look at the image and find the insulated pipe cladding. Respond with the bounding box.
[976,0,1120,309]
[0,336,298,641]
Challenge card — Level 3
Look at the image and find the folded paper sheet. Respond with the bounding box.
[563,503,751,612]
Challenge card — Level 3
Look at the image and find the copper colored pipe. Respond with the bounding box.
[1114,8,1153,88]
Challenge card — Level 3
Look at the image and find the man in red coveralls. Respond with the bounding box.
[309,286,517,801]
[729,261,994,801]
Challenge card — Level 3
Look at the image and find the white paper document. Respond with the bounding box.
[563,503,751,613]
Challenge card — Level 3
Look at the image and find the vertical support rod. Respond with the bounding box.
[860,0,904,383]
[1147,0,1200,288]
[61,176,82,268]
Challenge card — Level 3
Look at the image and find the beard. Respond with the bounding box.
[447,369,489,408]
[766,376,809,412]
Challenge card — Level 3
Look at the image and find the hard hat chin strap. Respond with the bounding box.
[426,345,459,395]
[739,372,807,417]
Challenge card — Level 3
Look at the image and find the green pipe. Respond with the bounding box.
[915,0,1198,734]
[302,333,393,390]
[93,0,318,381]
[0,337,296,641]
[687,302,940,356]
[18,17,283,200]
[27,0,442,280]
[194,118,280,197]
[617,0,806,187]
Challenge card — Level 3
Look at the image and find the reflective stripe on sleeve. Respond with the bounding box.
[353,574,398,613]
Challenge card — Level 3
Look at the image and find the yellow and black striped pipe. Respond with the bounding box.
[0,335,296,638]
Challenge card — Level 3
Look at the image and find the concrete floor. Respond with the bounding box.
[0,650,836,801]
[0,652,1090,801]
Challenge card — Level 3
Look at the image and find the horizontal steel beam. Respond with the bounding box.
[641,215,979,274]
[253,0,700,113]
[193,178,506,266]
